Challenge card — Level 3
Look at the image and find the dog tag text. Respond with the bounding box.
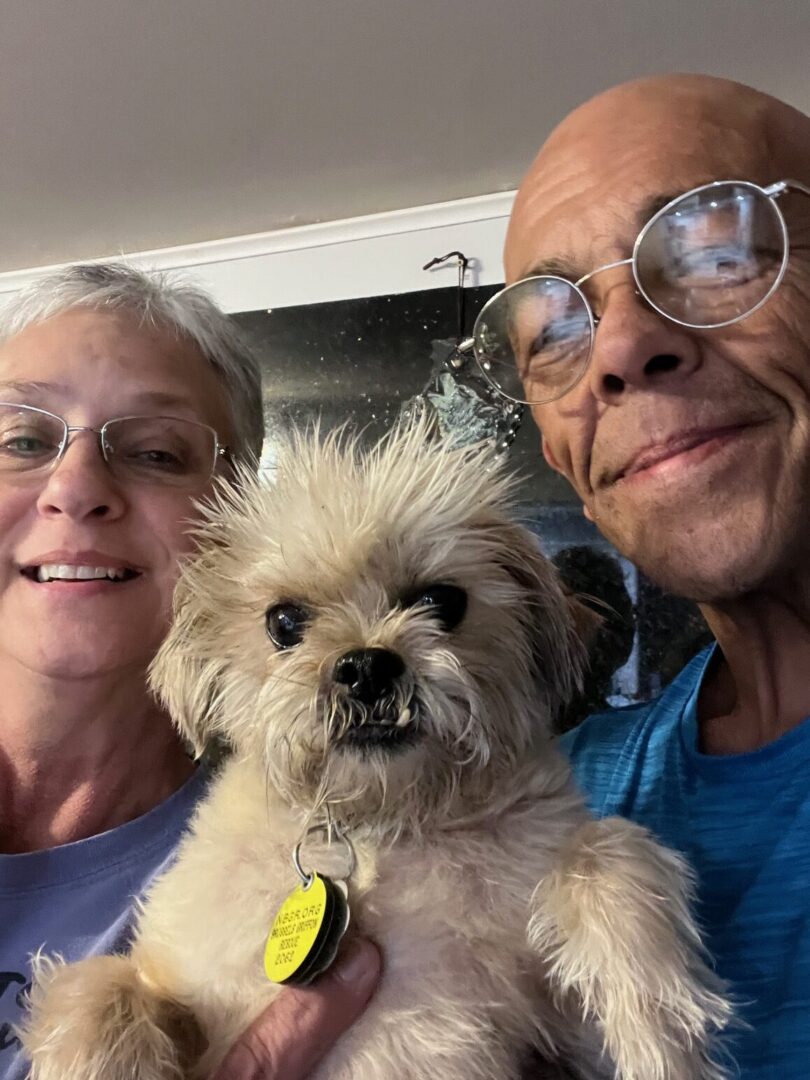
[264,873,350,985]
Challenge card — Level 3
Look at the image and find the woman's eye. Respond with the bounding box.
[129,448,186,471]
[404,584,468,632]
[0,433,54,456]
[265,603,309,650]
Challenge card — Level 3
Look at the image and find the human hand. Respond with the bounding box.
[210,938,381,1079]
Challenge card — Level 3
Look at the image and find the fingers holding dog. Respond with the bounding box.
[209,938,381,1080]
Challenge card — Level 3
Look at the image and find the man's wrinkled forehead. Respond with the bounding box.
[504,78,777,283]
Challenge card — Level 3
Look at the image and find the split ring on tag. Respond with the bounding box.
[292,823,356,885]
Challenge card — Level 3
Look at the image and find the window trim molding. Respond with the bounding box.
[0,190,515,315]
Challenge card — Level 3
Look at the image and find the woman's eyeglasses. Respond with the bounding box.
[0,403,230,486]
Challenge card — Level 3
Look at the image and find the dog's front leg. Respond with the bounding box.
[526,818,733,1080]
[20,952,203,1080]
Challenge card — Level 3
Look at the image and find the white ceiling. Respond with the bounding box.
[1,0,809,274]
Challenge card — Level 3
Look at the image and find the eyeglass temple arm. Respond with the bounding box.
[767,179,810,200]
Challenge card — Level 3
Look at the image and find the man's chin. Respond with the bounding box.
[591,496,788,603]
[625,533,782,604]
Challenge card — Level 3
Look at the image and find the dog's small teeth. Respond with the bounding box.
[396,707,412,728]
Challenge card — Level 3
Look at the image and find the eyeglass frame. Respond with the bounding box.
[458,177,810,406]
[0,402,232,482]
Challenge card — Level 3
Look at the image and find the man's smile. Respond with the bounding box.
[593,417,770,490]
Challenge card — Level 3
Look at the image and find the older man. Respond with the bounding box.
[491,74,810,1077]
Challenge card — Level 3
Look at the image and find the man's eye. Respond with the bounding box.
[403,584,468,632]
[265,603,310,650]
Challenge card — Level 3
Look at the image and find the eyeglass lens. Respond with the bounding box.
[473,182,787,406]
[0,406,218,485]
[635,182,786,326]
[474,277,593,405]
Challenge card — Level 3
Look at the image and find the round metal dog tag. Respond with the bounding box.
[264,873,329,984]
[264,873,350,986]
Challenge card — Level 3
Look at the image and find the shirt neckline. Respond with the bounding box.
[680,645,810,778]
[0,765,209,894]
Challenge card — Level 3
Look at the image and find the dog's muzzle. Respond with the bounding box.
[331,647,420,752]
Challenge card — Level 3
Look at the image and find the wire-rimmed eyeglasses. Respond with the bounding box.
[0,403,231,486]
[458,178,810,406]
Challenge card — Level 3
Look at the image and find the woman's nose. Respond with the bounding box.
[35,430,127,520]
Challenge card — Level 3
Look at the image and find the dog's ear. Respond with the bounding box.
[562,589,603,652]
[493,522,590,712]
[149,571,228,759]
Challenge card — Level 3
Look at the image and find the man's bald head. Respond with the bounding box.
[506,74,810,281]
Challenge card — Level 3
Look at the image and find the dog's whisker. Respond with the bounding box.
[263,671,314,691]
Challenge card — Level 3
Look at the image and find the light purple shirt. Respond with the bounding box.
[0,766,208,1080]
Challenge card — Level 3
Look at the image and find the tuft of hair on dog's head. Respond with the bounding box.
[150,417,587,837]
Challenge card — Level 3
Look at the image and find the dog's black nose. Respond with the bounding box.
[334,648,405,704]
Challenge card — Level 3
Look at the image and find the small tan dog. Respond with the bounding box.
[22,423,732,1080]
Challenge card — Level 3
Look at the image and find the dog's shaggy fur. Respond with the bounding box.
[21,423,733,1079]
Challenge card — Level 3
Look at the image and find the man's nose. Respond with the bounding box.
[35,432,126,521]
[586,283,702,403]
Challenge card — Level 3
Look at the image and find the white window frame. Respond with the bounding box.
[0,191,515,316]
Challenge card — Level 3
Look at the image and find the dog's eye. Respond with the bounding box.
[265,603,309,650]
[403,584,467,632]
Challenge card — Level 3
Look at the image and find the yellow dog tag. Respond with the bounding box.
[265,827,353,986]
[264,873,331,984]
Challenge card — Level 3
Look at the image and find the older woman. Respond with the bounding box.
[0,264,379,1080]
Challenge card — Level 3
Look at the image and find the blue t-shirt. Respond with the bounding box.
[0,767,208,1080]
[560,646,810,1078]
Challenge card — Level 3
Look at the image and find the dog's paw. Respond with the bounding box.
[21,952,199,1080]
[529,818,734,1080]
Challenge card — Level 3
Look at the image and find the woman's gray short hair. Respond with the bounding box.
[0,262,264,465]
